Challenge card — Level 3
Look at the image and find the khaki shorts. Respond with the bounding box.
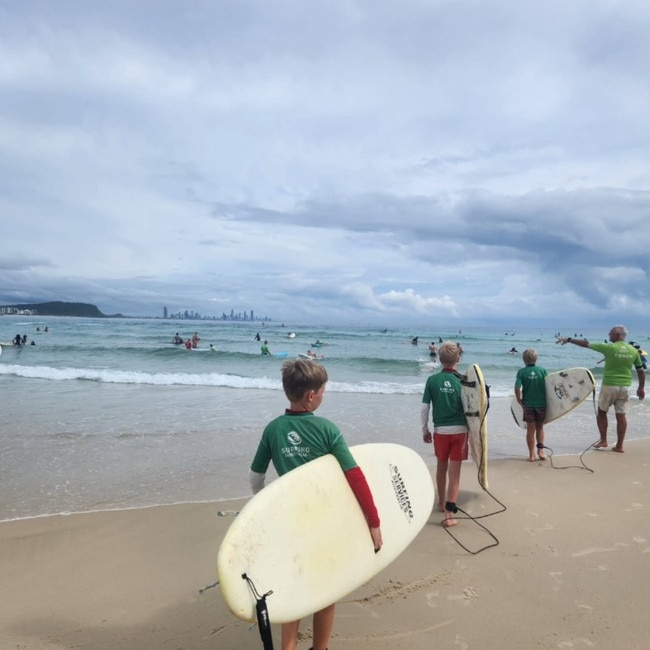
[598,385,630,414]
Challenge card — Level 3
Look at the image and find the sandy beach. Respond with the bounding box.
[2,440,650,650]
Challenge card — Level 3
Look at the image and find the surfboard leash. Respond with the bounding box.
[439,503,500,555]
[541,440,596,473]
[242,573,275,650]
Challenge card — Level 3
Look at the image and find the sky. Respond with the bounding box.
[1,0,649,328]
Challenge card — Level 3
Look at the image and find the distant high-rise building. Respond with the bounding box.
[163,306,168,319]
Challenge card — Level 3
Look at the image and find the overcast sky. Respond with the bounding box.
[1,0,649,327]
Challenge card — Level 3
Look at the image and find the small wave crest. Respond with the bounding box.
[0,364,425,394]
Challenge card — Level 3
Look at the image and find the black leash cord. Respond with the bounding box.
[242,573,274,650]
[541,439,596,473]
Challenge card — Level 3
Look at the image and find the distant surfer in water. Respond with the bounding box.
[260,340,271,356]
[249,359,382,650]
[420,341,467,527]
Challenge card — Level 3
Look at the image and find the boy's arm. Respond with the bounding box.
[249,469,266,494]
[344,466,382,551]
[420,403,430,434]
[420,403,432,443]
[344,466,380,527]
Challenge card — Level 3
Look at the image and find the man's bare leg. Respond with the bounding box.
[612,412,627,452]
[593,409,609,448]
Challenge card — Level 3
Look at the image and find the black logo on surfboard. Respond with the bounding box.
[389,464,414,522]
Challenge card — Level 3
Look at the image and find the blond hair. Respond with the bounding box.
[522,349,538,365]
[438,341,460,366]
[282,358,329,402]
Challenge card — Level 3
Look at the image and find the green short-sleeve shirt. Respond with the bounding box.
[421,369,466,429]
[589,341,643,386]
[251,411,357,476]
[514,364,548,408]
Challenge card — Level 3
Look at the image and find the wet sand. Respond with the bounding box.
[2,440,649,649]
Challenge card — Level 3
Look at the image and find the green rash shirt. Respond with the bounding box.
[250,411,357,476]
[588,341,643,386]
[421,369,466,429]
[515,364,548,408]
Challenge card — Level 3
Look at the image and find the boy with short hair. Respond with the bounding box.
[420,341,467,527]
[250,359,382,650]
[514,348,548,462]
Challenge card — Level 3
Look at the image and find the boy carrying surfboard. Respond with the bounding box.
[514,349,548,462]
[249,358,383,650]
[420,340,467,527]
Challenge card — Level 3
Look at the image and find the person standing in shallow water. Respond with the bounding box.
[557,325,645,452]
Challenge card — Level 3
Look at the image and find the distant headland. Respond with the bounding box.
[0,301,120,318]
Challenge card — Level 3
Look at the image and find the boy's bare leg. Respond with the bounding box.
[311,604,335,650]
[536,424,546,460]
[436,460,448,512]
[525,423,536,461]
[443,460,462,527]
[282,620,300,650]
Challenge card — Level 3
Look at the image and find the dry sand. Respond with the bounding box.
[2,440,649,649]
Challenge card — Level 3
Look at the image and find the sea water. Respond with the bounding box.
[1,317,648,521]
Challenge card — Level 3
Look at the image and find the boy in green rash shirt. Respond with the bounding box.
[249,358,383,650]
[420,341,468,528]
[514,349,548,462]
[557,325,645,452]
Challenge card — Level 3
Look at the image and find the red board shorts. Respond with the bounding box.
[434,432,469,462]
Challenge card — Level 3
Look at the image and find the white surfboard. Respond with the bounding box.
[510,367,596,429]
[217,443,434,623]
[297,352,324,360]
[460,364,489,490]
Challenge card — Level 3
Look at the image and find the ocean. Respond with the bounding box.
[1,317,648,522]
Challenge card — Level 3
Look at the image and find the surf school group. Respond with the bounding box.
[217,324,645,650]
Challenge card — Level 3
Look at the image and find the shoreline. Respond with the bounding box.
[4,389,648,522]
[3,423,649,524]
[2,439,650,649]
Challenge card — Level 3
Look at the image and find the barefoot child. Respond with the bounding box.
[249,359,383,650]
[420,341,468,527]
[514,349,548,462]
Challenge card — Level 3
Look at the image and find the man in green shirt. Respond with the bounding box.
[557,325,645,452]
